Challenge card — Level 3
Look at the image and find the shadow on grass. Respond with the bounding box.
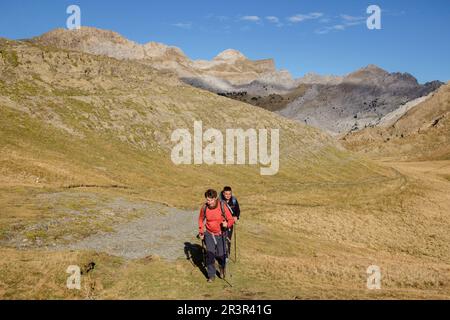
[184,242,208,279]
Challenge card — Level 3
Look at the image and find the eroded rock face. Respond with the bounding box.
[296,72,343,86]
[341,82,450,161]
[277,66,444,135]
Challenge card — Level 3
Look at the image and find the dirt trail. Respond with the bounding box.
[0,190,199,261]
[379,160,450,184]
[63,205,198,261]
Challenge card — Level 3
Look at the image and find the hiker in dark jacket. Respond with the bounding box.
[220,186,240,254]
[199,189,235,282]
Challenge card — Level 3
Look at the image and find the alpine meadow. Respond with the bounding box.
[0,0,449,301]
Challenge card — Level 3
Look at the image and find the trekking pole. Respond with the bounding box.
[227,229,232,258]
[234,223,237,263]
[197,233,207,269]
[201,239,206,268]
[219,227,232,287]
[222,229,227,278]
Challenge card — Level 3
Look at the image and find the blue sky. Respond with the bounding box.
[0,0,449,83]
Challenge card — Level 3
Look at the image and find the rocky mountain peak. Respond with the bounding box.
[214,49,247,61]
[36,26,131,46]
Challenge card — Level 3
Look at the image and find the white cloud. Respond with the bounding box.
[345,20,366,26]
[288,12,323,23]
[241,15,261,22]
[315,13,367,34]
[309,12,324,19]
[172,22,192,29]
[333,24,346,30]
[288,14,308,23]
[340,14,365,22]
[340,14,366,27]
[266,16,280,23]
[315,24,346,34]
[315,27,331,34]
[265,16,283,27]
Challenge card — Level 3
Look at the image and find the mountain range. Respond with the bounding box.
[31,27,444,136]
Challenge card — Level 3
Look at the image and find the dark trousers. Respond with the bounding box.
[204,231,227,279]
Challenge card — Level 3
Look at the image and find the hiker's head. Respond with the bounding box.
[222,186,232,201]
[204,189,218,207]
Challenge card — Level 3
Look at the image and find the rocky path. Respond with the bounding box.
[1,190,200,261]
[64,205,198,261]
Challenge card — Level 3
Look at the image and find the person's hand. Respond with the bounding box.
[233,216,238,222]
[222,221,228,228]
[199,233,204,241]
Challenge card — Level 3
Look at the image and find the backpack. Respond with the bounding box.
[202,200,227,224]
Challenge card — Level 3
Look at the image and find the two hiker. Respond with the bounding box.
[198,187,240,283]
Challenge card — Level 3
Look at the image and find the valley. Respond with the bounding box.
[0,28,449,300]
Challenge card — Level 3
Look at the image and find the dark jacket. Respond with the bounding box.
[220,193,240,219]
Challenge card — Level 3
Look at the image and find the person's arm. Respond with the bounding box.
[198,206,205,236]
[224,204,235,228]
[234,199,241,220]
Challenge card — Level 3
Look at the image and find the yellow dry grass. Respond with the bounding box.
[0,38,449,299]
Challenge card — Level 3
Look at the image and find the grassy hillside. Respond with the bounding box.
[1,38,449,299]
[0,38,386,222]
